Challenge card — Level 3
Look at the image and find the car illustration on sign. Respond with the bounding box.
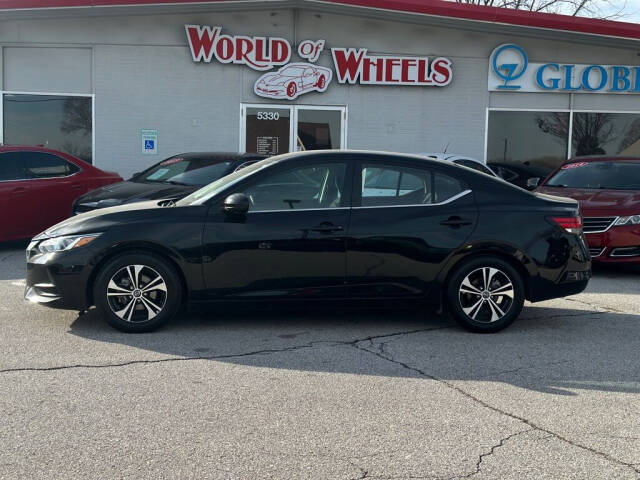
[254,63,332,99]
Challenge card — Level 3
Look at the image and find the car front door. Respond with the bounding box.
[347,159,478,298]
[0,152,31,241]
[201,159,352,299]
[22,152,85,234]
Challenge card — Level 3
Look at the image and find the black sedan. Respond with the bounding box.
[25,151,591,333]
[72,152,265,214]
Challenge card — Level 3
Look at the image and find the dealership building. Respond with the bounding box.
[0,0,639,181]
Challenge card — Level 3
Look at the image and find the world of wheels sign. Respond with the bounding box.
[185,25,453,100]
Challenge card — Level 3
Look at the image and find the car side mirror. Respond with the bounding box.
[224,193,250,215]
[526,177,540,190]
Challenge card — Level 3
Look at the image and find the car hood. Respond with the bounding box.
[74,180,198,207]
[536,186,640,215]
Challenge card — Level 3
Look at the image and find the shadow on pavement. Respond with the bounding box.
[68,302,640,397]
[0,241,28,281]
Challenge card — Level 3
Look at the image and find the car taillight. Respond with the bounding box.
[549,216,583,234]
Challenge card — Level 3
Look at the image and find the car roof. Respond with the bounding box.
[266,149,461,169]
[166,152,267,163]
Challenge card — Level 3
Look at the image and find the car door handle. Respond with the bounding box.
[440,216,472,227]
[70,183,84,191]
[310,222,344,233]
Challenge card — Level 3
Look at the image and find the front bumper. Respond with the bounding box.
[24,245,94,311]
[586,224,640,264]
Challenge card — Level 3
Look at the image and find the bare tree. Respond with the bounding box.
[536,112,619,156]
[61,97,92,137]
[454,0,629,19]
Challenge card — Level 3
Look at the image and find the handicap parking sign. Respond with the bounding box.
[141,129,158,155]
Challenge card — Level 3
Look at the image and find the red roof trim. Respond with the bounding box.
[0,0,639,41]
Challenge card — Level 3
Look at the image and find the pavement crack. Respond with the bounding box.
[452,428,533,479]
[0,342,333,374]
[353,340,640,476]
[0,326,452,375]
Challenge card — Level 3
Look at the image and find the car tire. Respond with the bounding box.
[287,82,297,98]
[317,75,326,89]
[93,251,182,333]
[446,256,525,333]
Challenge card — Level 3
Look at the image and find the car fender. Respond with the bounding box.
[435,240,538,300]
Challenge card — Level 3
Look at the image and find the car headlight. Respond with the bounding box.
[614,215,640,226]
[37,233,102,254]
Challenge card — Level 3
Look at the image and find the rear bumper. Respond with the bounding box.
[586,225,640,264]
[527,232,592,302]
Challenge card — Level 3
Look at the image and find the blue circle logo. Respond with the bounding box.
[492,44,528,90]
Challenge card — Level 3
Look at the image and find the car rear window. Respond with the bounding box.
[546,161,640,190]
[138,156,233,186]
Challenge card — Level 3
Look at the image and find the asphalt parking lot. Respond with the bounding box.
[1,241,639,480]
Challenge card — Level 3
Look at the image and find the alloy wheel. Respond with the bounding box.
[458,267,514,323]
[106,264,168,323]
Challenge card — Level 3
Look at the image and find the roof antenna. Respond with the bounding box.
[443,142,450,154]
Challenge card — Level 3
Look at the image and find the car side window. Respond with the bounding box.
[0,153,28,181]
[361,164,432,206]
[360,164,465,207]
[24,152,79,178]
[242,162,347,211]
[434,172,465,203]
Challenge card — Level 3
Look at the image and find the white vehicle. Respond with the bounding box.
[419,153,498,177]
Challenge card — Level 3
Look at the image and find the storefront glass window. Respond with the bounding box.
[296,109,342,151]
[2,94,93,163]
[572,112,640,157]
[487,111,569,186]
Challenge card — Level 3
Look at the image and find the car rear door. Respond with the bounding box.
[346,158,478,298]
[200,158,352,299]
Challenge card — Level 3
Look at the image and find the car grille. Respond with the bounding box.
[583,217,617,233]
[589,247,605,258]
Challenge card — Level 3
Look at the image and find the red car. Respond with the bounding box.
[534,157,640,264]
[0,146,121,242]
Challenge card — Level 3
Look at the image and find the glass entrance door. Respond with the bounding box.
[241,104,346,155]
[295,107,344,151]
[244,106,291,156]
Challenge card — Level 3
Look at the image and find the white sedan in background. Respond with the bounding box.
[419,153,498,177]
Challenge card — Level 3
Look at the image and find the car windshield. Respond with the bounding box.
[177,157,280,206]
[281,67,305,77]
[135,156,233,186]
[545,161,640,190]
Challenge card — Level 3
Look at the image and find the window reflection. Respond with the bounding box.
[572,113,640,157]
[2,94,93,163]
[487,111,569,188]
